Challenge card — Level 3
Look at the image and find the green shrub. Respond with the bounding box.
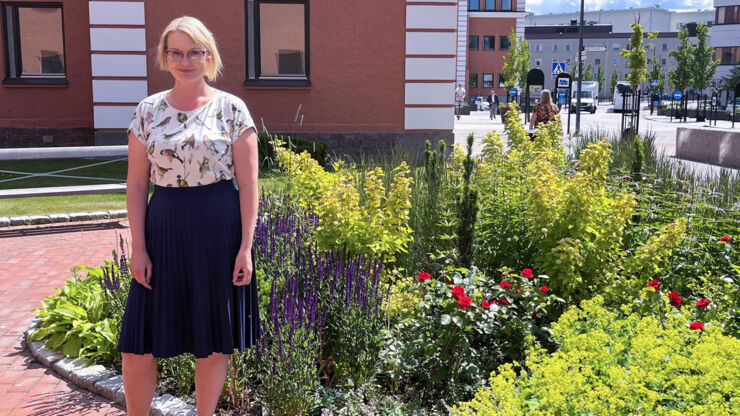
[452,295,740,416]
[257,133,328,169]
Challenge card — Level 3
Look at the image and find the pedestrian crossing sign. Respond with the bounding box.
[552,62,566,76]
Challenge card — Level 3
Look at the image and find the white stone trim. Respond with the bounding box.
[406,58,456,80]
[91,54,147,77]
[407,5,458,29]
[89,1,145,25]
[406,32,457,55]
[405,82,455,105]
[93,105,138,129]
[90,28,146,52]
[456,0,468,86]
[405,107,454,130]
[92,80,148,103]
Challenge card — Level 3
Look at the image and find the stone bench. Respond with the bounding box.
[675,127,740,169]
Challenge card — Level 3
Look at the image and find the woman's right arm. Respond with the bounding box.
[529,106,538,128]
[126,132,153,289]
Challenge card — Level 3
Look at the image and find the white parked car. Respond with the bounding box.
[474,96,491,111]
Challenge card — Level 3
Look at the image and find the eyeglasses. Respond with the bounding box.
[165,49,208,62]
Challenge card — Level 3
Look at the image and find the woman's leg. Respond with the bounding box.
[195,352,230,415]
[121,353,157,416]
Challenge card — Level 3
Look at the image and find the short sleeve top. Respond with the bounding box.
[128,89,256,187]
[533,103,559,126]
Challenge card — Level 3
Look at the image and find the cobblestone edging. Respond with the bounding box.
[0,210,128,228]
[24,318,196,416]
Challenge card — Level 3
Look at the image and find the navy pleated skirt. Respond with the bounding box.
[118,180,261,359]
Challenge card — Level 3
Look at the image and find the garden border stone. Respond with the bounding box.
[0,209,128,228]
[24,318,198,416]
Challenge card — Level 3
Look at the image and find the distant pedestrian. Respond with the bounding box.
[529,89,560,130]
[455,83,466,120]
[487,89,499,120]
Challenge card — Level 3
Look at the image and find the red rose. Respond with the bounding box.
[417,272,430,282]
[668,291,682,308]
[689,321,705,331]
[695,298,710,308]
[500,281,512,289]
[625,176,632,181]
[516,286,521,293]
[458,296,472,309]
[451,285,466,300]
[540,285,549,293]
[481,300,490,310]
[490,300,499,305]
[531,312,538,319]
[720,235,732,242]
[647,279,661,292]
[499,298,510,306]
[521,268,534,278]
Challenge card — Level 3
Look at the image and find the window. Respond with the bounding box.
[2,3,66,85]
[536,44,543,52]
[661,58,666,65]
[484,0,495,10]
[595,58,601,66]
[469,73,478,88]
[535,58,542,66]
[500,0,512,11]
[482,73,494,88]
[498,73,505,88]
[612,43,620,51]
[500,36,510,50]
[483,36,495,50]
[716,6,740,24]
[595,42,603,47]
[624,58,629,68]
[715,46,740,65]
[553,44,559,52]
[612,58,618,66]
[662,43,667,50]
[469,36,479,50]
[625,44,631,50]
[245,0,309,86]
[469,0,480,11]
[565,44,571,52]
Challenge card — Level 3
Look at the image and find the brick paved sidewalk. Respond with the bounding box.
[0,220,131,416]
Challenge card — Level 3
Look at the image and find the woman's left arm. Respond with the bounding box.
[232,126,259,286]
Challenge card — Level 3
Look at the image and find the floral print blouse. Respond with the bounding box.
[128,89,255,187]
[532,103,559,127]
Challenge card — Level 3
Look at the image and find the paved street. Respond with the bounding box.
[454,102,740,175]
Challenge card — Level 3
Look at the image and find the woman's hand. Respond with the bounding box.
[130,248,153,289]
[232,248,253,286]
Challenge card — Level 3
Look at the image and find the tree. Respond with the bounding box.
[668,27,695,93]
[692,23,719,96]
[596,65,605,97]
[647,57,665,93]
[721,64,740,92]
[582,63,594,81]
[572,63,580,80]
[502,28,519,91]
[610,66,619,96]
[620,22,654,91]
[517,37,531,91]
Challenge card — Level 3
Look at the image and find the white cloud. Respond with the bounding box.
[527,0,713,15]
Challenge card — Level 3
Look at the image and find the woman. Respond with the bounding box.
[118,16,261,415]
[529,89,560,130]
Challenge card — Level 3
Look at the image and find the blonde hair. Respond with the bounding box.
[156,16,222,82]
[540,89,553,105]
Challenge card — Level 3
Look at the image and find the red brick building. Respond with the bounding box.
[1,0,459,157]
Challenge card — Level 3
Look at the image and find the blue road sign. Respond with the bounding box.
[509,88,517,96]
[557,90,566,104]
[557,78,570,88]
[712,96,717,106]
[653,100,660,106]
[673,90,683,100]
[651,79,658,87]
[551,62,566,76]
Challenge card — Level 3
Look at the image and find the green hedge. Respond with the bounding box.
[258,133,327,169]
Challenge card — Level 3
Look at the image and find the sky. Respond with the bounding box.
[526,0,714,16]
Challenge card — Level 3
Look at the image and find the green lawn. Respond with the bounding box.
[0,158,128,190]
[0,173,285,217]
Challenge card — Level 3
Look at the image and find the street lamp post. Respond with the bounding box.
[575,0,585,134]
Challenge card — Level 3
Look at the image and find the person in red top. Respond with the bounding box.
[529,89,560,129]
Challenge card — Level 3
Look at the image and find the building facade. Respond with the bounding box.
[1,0,457,156]
[525,6,713,33]
[456,0,525,99]
[710,0,740,92]
[525,24,690,97]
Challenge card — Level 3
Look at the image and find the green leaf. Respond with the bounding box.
[440,314,451,326]
[54,303,87,321]
[62,338,82,358]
